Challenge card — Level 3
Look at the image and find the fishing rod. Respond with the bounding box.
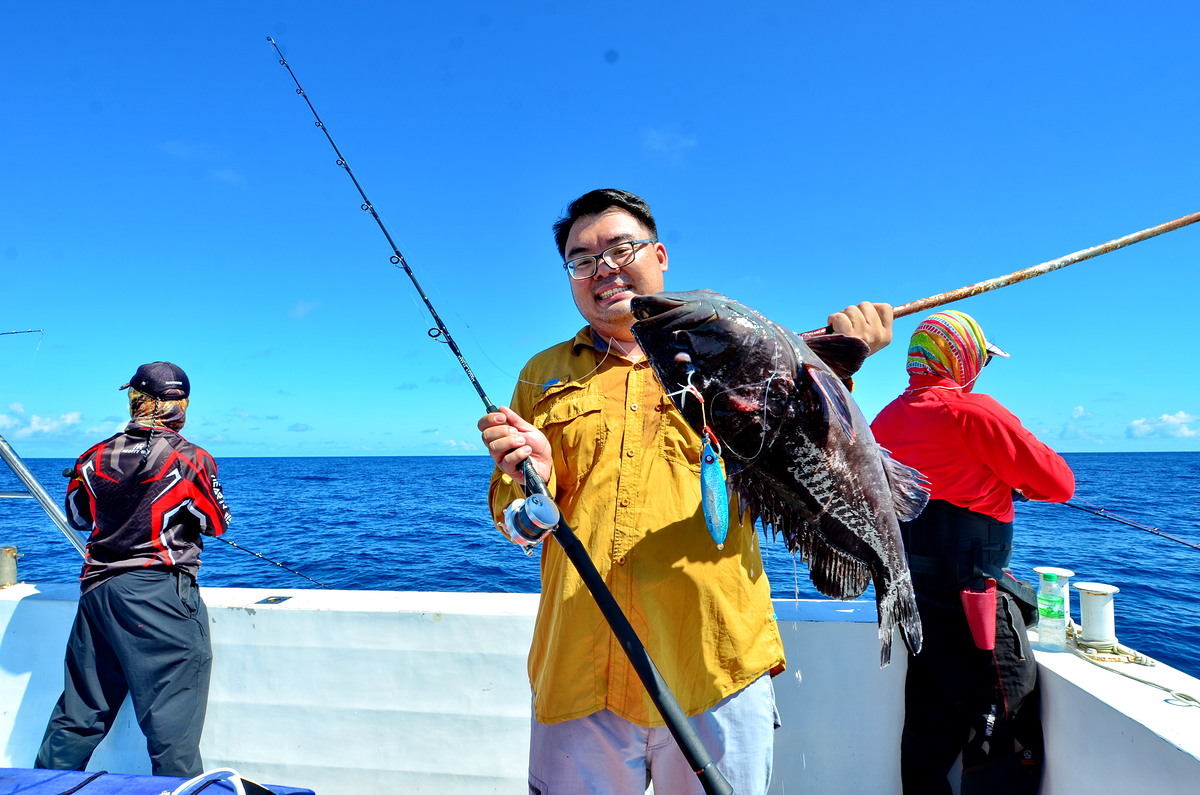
[1,329,45,336]
[266,38,732,794]
[214,535,334,588]
[1058,499,1200,553]
[803,210,1200,336]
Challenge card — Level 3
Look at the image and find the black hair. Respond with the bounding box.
[552,188,659,257]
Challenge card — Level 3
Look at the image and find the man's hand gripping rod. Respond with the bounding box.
[505,461,732,794]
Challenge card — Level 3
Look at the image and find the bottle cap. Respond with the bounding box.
[1042,572,1058,582]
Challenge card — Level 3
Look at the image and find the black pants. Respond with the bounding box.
[35,569,213,777]
[901,589,1044,795]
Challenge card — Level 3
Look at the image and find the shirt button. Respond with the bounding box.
[625,449,635,458]
[630,403,639,411]
[618,556,627,566]
[619,498,629,507]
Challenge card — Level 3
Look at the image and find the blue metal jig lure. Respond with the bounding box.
[700,429,730,549]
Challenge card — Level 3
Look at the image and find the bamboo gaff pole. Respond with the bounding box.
[804,210,1200,335]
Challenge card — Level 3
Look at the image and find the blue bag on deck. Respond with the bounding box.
[0,767,315,795]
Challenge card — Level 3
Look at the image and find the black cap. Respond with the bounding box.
[119,361,190,399]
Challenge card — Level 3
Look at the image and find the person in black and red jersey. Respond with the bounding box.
[35,361,231,778]
[871,311,1075,795]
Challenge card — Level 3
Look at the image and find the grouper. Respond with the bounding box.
[630,289,929,665]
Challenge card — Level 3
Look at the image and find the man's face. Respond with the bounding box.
[563,208,668,342]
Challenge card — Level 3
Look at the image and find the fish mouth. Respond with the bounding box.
[630,289,719,329]
[630,293,686,320]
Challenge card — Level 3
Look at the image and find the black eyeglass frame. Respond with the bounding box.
[562,239,658,281]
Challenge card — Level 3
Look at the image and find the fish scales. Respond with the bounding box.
[631,289,929,666]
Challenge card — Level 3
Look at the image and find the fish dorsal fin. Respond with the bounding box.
[880,447,931,522]
[804,333,870,381]
[805,364,856,442]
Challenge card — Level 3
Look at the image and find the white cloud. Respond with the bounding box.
[13,412,83,438]
[85,421,124,436]
[8,403,25,414]
[0,414,17,430]
[1126,411,1198,439]
[287,423,311,432]
[1071,406,1090,419]
[442,439,478,450]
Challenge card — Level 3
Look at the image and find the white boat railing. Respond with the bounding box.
[1,585,1198,794]
[0,434,85,556]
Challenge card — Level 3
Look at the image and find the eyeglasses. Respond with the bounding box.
[562,239,657,280]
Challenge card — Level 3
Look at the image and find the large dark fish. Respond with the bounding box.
[631,289,929,665]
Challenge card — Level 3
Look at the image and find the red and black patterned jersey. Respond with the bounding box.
[65,423,232,593]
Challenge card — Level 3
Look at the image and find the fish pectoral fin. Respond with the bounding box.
[880,449,931,522]
[805,364,857,442]
[803,333,870,381]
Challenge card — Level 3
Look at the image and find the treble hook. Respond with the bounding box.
[665,365,703,411]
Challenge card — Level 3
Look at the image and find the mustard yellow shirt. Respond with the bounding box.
[489,327,785,726]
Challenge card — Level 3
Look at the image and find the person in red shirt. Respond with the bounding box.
[871,310,1074,795]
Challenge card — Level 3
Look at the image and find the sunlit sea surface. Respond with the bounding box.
[3,452,1197,677]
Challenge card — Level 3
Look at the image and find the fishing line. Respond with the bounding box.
[1,329,48,429]
[1057,498,1200,553]
[214,535,333,589]
[701,329,785,464]
[267,37,501,419]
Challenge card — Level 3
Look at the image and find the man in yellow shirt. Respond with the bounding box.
[479,188,893,793]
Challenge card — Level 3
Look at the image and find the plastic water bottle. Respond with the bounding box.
[1036,571,1067,651]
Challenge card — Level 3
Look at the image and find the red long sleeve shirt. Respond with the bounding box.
[870,374,1075,523]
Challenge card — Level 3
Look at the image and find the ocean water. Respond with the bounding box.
[3,452,1197,677]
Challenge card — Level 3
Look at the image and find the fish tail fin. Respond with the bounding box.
[882,573,924,667]
[880,448,931,522]
[875,567,924,667]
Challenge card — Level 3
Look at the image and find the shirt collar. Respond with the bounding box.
[570,326,608,354]
[903,372,963,394]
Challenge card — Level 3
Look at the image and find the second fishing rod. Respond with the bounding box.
[266,38,732,795]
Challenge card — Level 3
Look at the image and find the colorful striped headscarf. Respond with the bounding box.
[906,310,1007,387]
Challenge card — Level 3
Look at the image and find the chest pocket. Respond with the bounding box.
[657,394,702,472]
[531,380,606,493]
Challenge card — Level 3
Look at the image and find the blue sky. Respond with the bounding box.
[2,1,1197,458]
